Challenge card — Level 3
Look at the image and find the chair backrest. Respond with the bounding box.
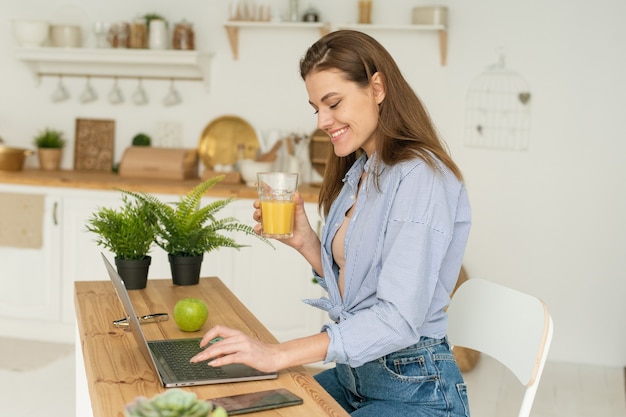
[447,278,554,417]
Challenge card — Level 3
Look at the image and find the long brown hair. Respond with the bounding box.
[300,30,463,216]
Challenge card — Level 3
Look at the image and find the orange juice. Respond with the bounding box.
[261,200,295,237]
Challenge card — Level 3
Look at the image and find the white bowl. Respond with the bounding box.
[237,159,274,187]
[12,19,50,47]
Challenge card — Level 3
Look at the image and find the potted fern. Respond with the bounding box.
[33,128,65,171]
[86,195,156,290]
[123,175,271,286]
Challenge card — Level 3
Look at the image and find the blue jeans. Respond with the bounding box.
[315,337,470,417]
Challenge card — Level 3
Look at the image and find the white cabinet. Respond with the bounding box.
[0,186,65,342]
[0,184,327,345]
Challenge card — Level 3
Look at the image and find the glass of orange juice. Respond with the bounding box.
[257,172,298,238]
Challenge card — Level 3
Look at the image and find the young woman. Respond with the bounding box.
[192,30,471,416]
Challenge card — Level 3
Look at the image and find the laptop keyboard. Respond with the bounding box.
[149,338,229,380]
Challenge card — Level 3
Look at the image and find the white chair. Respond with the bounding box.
[447,278,554,417]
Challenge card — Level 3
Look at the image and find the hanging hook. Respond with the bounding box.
[488,46,508,70]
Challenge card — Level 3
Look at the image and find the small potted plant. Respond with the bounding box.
[125,389,227,417]
[123,175,272,286]
[85,195,156,290]
[33,128,65,171]
[132,132,151,146]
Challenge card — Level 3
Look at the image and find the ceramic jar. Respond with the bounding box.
[149,19,168,49]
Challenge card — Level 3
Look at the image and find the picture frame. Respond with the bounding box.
[74,118,115,171]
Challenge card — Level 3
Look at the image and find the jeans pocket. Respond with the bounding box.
[382,353,438,381]
[368,356,442,405]
[456,383,471,417]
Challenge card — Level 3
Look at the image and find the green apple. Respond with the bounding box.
[173,298,209,332]
[211,405,228,417]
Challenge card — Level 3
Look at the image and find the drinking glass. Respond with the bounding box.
[132,78,148,105]
[93,21,110,48]
[108,77,124,105]
[79,76,98,103]
[257,172,298,238]
[162,79,181,106]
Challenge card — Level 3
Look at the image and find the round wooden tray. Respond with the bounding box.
[198,115,259,169]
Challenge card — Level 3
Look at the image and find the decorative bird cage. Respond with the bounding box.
[465,53,532,151]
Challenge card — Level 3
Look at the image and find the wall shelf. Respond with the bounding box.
[15,47,214,90]
[224,21,331,60]
[223,21,447,65]
[337,24,448,66]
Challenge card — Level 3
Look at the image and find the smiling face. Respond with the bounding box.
[305,69,385,158]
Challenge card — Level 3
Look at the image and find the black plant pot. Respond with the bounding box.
[115,256,151,290]
[168,253,203,286]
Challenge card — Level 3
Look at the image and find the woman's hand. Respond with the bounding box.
[253,191,316,251]
[190,325,331,373]
[253,191,324,279]
[190,325,281,373]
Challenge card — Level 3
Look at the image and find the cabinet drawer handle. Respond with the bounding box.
[53,201,58,225]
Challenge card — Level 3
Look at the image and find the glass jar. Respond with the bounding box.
[172,20,195,50]
[289,0,299,22]
[108,22,130,48]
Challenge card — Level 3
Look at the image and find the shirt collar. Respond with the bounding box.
[343,153,367,186]
[342,152,385,184]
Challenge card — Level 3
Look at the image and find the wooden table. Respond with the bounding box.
[74,278,348,417]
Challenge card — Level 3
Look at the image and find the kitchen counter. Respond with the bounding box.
[0,169,320,202]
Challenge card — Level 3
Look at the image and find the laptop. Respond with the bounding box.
[101,253,278,387]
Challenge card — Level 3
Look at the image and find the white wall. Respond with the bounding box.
[1,0,624,367]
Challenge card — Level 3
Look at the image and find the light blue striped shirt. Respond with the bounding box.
[304,152,471,367]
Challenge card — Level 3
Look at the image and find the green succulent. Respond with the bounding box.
[85,195,156,260]
[125,389,228,417]
[122,175,272,257]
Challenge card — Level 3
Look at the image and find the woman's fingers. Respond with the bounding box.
[190,325,279,372]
